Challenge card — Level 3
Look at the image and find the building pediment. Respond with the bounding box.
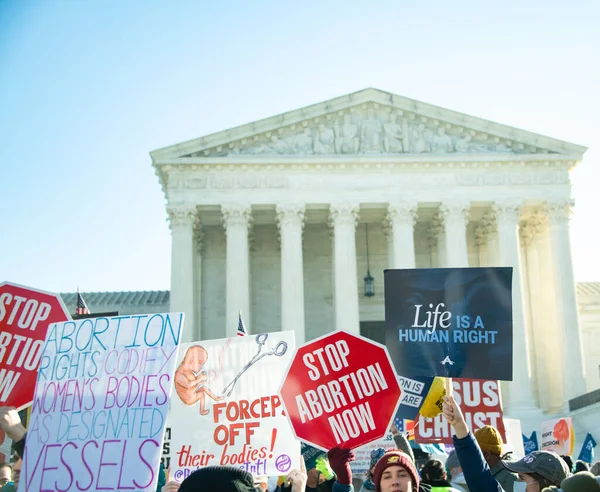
[150,88,586,161]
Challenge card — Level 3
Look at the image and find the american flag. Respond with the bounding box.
[76,291,90,315]
[237,313,247,336]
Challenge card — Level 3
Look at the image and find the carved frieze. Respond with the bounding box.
[185,104,555,158]
[184,175,288,189]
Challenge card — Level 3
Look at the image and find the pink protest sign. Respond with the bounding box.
[19,313,183,492]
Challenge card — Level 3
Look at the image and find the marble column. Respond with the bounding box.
[222,204,252,337]
[168,206,196,342]
[547,200,587,400]
[193,218,203,341]
[330,203,360,334]
[276,204,306,344]
[519,221,540,408]
[474,213,495,267]
[428,222,441,267]
[494,201,535,412]
[521,213,563,412]
[441,202,470,267]
[386,202,418,268]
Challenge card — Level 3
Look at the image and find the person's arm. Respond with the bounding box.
[327,447,355,492]
[0,407,26,459]
[391,423,415,463]
[443,396,503,492]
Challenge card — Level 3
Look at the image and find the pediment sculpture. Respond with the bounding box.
[194,106,551,157]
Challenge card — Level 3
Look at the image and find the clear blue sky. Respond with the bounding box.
[1,0,598,293]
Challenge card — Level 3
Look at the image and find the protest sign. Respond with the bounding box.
[395,375,434,421]
[578,433,597,464]
[350,431,395,475]
[523,431,539,454]
[541,417,575,455]
[279,330,401,451]
[0,428,12,463]
[0,282,71,409]
[415,379,506,444]
[169,332,299,482]
[384,268,513,380]
[20,313,182,492]
[161,426,172,469]
[503,418,525,460]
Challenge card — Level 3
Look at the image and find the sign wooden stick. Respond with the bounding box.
[445,377,453,398]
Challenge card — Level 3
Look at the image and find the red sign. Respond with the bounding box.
[279,331,401,451]
[414,379,506,444]
[0,282,71,409]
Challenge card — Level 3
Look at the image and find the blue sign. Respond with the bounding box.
[384,268,513,380]
[577,433,597,464]
[523,431,539,454]
[395,375,434,421]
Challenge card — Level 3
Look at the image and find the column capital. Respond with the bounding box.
[546,200,574,225]
[439,201,471,224]
[167,206,197,230]
[387,202,418,225]
[474,211,496,246]
[329,203,359,229]
[221,204,253,229]
[520,210,547,246]
[428,222,443,248]
[276,203,306,229]
[493,200,523,224]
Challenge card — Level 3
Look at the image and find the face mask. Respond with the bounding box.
[513,482,528,492]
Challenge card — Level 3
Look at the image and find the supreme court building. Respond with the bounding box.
[149,88,592,429]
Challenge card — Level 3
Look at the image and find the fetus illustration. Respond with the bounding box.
[175,345,224,415]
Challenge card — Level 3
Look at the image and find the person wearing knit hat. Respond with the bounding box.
[359,448,387,491]
[372,449,421,492]
[474,426,517,492]
[541,471,600,492]
[178,466,263,492]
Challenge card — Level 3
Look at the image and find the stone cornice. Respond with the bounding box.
[154,151,579,168]
[150,88,587,161]
[153,154,577,194]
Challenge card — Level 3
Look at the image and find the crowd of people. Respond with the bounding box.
[1,395,598,492]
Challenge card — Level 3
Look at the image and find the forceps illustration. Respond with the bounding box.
[222,333,288,397]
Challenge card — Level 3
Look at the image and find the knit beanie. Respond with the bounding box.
[474,425,503,455]
[373,450,420,492]
[178,466,260,492]
[370,448,386,469]
[541,472,600,492]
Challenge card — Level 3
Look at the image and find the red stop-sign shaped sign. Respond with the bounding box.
[279,331,401,451]
[0,282,71,410]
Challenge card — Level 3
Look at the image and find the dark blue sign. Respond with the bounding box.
[577,433,597,464]
[384,268,513,381]
[395,375,434,421]
[523,431,539,455]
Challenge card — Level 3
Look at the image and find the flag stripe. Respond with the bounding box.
[237,314,247,336]
[76,292,90,315]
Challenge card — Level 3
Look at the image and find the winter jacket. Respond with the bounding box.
[449,472,469,492]
[13,433,25,459]
[423,478,464,492]
[452,433,504,492]
[332,483,353,492]
[491,462,516,492]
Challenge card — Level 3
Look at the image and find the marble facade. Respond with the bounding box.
[151,88,590,428]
